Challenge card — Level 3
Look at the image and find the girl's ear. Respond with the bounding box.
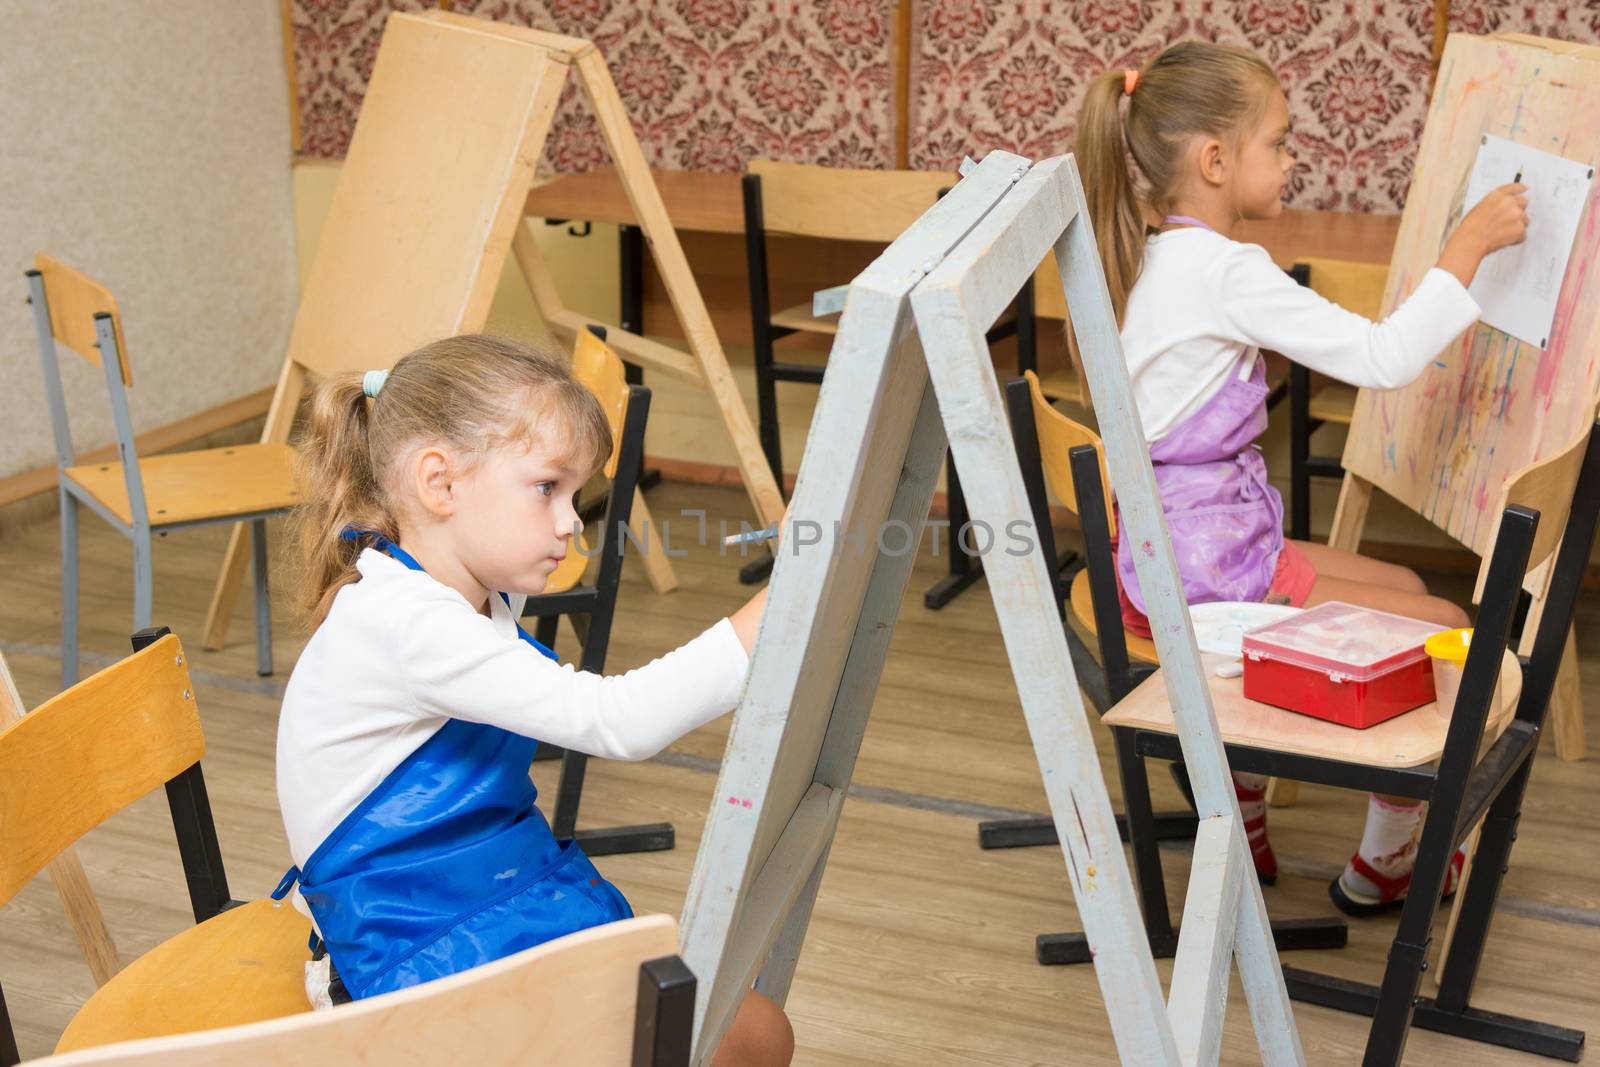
[412,445,457,519]
[1197,136,1229,187]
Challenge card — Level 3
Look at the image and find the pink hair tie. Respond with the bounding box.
[1123,69,1139,95]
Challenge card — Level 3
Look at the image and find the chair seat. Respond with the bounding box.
[1069,568,1158,664]
[54,898,311,1054]
[64,443,298,527]
[770,301,841,336]
[1309,383,1358,424]
[1103,651,1522,768]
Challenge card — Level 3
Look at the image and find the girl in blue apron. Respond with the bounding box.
[275,334,792,1066]
[1075,45,1526,914]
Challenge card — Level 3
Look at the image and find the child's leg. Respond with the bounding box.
[1332,793,1465,916]
[1286,540,1469,629]
[711,990,794,1067]
[1284,543,1470,913]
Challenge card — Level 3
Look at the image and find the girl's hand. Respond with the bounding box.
[1461,183,1530,255]
[1438,183,1529,287]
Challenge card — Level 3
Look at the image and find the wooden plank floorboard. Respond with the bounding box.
[1,481,1596,1063]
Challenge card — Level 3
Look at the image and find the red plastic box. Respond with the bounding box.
[1241,602,1446,729]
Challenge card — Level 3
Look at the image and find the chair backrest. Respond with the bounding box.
[1475,418,1599,603]
[1022,371,1112,521]
[25,915,687,1067]
[29,254,132,387]
[745,159,954,244]
[0,634,202,908]
[543,328,640,598]
[1297,256,1388,319]
[572,326,630,481]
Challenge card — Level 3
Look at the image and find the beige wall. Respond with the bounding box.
[0,0,297,481]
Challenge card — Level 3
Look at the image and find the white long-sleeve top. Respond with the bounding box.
[1121,228,1482,442]
[277,548,749,867]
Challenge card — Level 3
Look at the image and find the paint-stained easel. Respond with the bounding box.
[1330,33,1600,766]
[679,152,1306,1066]
[203,11,788,647]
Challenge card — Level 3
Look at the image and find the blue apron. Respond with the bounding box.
[271,532,632,1001]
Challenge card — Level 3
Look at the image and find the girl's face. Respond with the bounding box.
[445,437,587,598]
[1232,86,1296,219]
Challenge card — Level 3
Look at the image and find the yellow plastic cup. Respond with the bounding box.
[1425,628,1473,720]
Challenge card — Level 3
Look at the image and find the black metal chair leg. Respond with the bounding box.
[924,456,984,609]
[978,810,1198,850]
[1435,761,1529,1013]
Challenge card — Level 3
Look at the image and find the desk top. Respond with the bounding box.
[1102,651,1522,769]
[527,168,743,234]
[524,166,1402,266]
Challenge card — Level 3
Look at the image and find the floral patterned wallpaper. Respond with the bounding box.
[290,1,1600,212]
[909,0,1600,211]
[289,0,898,171]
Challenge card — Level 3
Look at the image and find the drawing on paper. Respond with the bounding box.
[1462,134,1594,348]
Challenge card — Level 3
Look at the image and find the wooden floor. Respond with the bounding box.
[2,481,1597,1064]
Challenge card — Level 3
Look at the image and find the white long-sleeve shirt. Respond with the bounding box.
[1121,228,1482,441]
[277,548,749,867]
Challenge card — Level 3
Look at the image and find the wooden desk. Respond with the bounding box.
[523,167,1403,341]
[527,168,742,234]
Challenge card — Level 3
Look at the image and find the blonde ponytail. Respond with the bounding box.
[1078,68,1148,328]
[291,373,401,627]
[1073,41,1279,326]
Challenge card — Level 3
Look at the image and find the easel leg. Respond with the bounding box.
[574,50,784,527]
[205,361,306,650]
[754,843,830,1007]
[1328,472,1374,554]
[629,488,679,595]
[1518,588,1585,762]
[1550,628,1585,761]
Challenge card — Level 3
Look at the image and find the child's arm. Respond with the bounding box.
[396,589,751,762]
[1217,184,1528,390]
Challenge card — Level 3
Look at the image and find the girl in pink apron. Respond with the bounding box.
[1076,43,1528,915]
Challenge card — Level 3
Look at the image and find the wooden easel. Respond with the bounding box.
[1321,33,1599,771]
[203,11,786,649]
[679,152,1307,1066]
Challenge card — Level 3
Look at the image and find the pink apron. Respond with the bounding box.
[1116,353,1284,614]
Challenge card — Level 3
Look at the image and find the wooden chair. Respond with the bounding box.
[976,372,1195,852]
[519,326,668,858]
[1050,422,1600,1063]
[21,914,693,1066]
[1,628,312,1066]
[25,255,296,687]
[741,159,1039,607]
[1286,257,1388,541]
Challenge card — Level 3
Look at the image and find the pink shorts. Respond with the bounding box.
[1118,542,1318,639]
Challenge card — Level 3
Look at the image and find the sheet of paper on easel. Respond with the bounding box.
[1461,134,1594,348]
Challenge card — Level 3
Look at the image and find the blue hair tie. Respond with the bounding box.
[362,369,389,398]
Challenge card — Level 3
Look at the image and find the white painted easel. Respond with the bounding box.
[678,152,1306,1065]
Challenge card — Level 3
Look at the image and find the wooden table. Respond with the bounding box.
[523,167,1403,338]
